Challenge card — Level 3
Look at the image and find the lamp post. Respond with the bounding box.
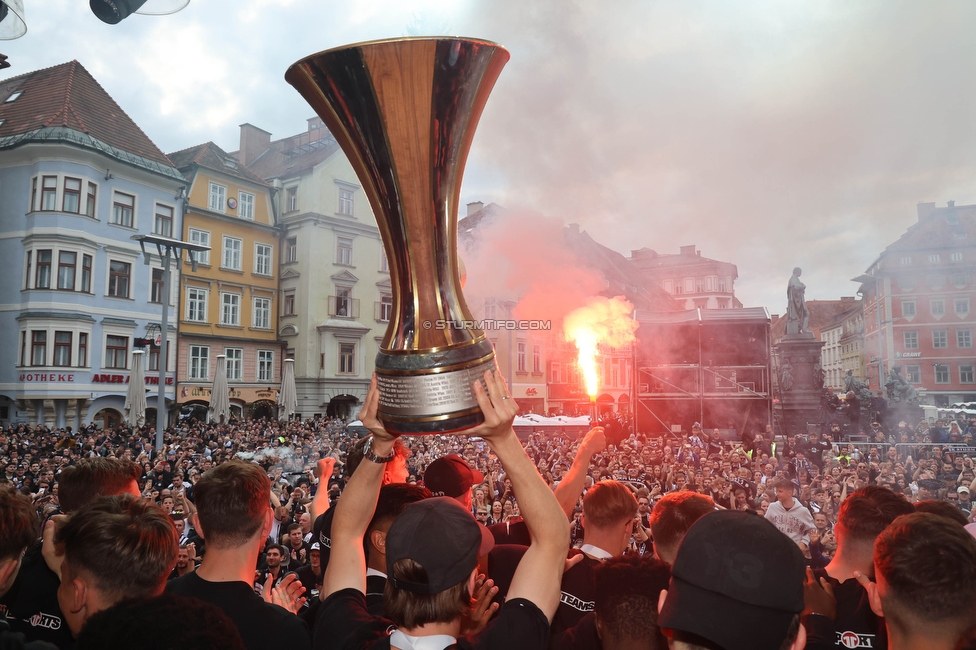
[133,234,209,452]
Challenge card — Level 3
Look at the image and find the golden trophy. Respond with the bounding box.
[286,38,509,434]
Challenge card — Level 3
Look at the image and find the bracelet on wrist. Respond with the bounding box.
[363,436,395,464]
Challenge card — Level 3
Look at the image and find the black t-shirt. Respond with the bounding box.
[166,572,310,650]
[487,520,531,546]
[548,612,599,650]
[313,588,549,650]
[365,574,387,617]
[803,571,887,650]
[0,543,73,649]
[0,611,59,650]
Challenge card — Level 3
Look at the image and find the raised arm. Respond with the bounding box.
[309,457,336,521]
[320,376,394,599]
[553,427,605,518]
[472,370,570,622]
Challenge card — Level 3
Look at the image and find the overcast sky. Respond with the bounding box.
[4,0,975,313]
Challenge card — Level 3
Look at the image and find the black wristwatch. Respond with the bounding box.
[363,436,395,464]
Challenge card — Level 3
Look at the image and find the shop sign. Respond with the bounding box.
[92,374,173,385]
[20,372,75,382]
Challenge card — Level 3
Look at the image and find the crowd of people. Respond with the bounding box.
[1,375,975,650]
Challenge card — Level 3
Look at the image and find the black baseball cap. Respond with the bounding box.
[423,454,484,499]
[385,497,494,595]
[659,510,805,650]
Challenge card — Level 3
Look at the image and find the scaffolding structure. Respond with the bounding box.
[635,307,773,439]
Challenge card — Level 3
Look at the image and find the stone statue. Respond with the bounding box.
[885,366,919,403]
[813,360,825,390]
[786,267,810,335]
[779,357,794,392]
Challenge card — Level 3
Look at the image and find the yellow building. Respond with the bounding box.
[167,143,280,419]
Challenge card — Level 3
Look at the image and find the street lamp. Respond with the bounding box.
[133,233,209,452]
[90,0,190,25]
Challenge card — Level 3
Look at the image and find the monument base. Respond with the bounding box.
[774,336,826,437]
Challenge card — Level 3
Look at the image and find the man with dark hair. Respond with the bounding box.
[166,460,310,650]
[803,485,915,650]
[648,492,716,565]
[592,554,671,650]
[764,476,815,545]
[0,487,56,649]
[285,523,309,567]
[55,494,178,639]
[658,510,807,650]
[1,457,143,648]
[914,499,970,526]
[860,513,976,650]
[313,371,569,650]
[75,593,246,650]
[363,483,431,616]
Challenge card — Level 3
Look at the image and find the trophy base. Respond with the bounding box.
[375,339,496,436]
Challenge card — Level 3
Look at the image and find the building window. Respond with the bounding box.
[517,341,526,372]
[41,176,57,211]
[673,282,683,295]
[257,350,274,382]
[334,287,351,317]
[188,229,211,265]
[108,261,131,298]
[958,329,972,348]
[81,255,92,293]
[901,301,916,317]
[225,348,243,380]
[336,237,353,265]
[904,331,918,349]
[695,279,705,293]
[378,294,392,321]
[105,335,128,369]
[35,250,52,289]
[931,299,945,317]
[951,252,964,262]
[24,251,31,289]
[338,188,354,216]
[380,251,389,272]
[62,177,82,213]
[189,346,210,380]
[220,293,241,326]
[150,268,164,303]
[933,330,948,349]
[955,298,970,315]
[78,333,88,367]
[209,182,226,212]
[239,191,255,220]
[111,192,134,227]
[31,331,47,366]
[286,237,298,263]
[222,236,242,270]
[57,251,76,290]
[961,365,975,384]
[253,297,271,329]
[934,364,950,384]
[254,243,273,275]
[550,362,561,384]
[532,344,542,373]
[186,288,208,322]
[906,365,920,383]
[53,331,72,367]
[484,299,497,320]
[929,253,941,263]
[286,186,298,212]
[899,256,912,266]
[282,291,296,316]
[338,342,356,374]
[86,182,97,218]
[154,204,174,237]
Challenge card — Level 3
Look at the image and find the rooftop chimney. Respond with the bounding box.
[568,223,580,234]
[466,201,484,216]
[947,200,955,207]
[916,201,936,222]
[679,245,697,256]
[237,123,272,167]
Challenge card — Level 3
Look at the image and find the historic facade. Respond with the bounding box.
[0,61,182,428]
[167,142,280,420]
[856,201,976,406]
[630,245,741,310]
[234,120,388,418]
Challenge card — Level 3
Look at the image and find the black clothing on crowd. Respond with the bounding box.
[0,545,72,649]
[295,564,322,595]
[166,572,310,650]
[312,508,336,573]
[364,574,387,617]
[487,519,531,546]
[548,613,599,650]
[0,611,58,650]
[313,588,549,650]
[802,571,887,650]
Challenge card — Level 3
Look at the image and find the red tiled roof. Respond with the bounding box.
[168,141,269,187]
[0,60,172,166]
[884,203,976,253]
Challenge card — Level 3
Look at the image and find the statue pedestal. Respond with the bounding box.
[774,335,826,436]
